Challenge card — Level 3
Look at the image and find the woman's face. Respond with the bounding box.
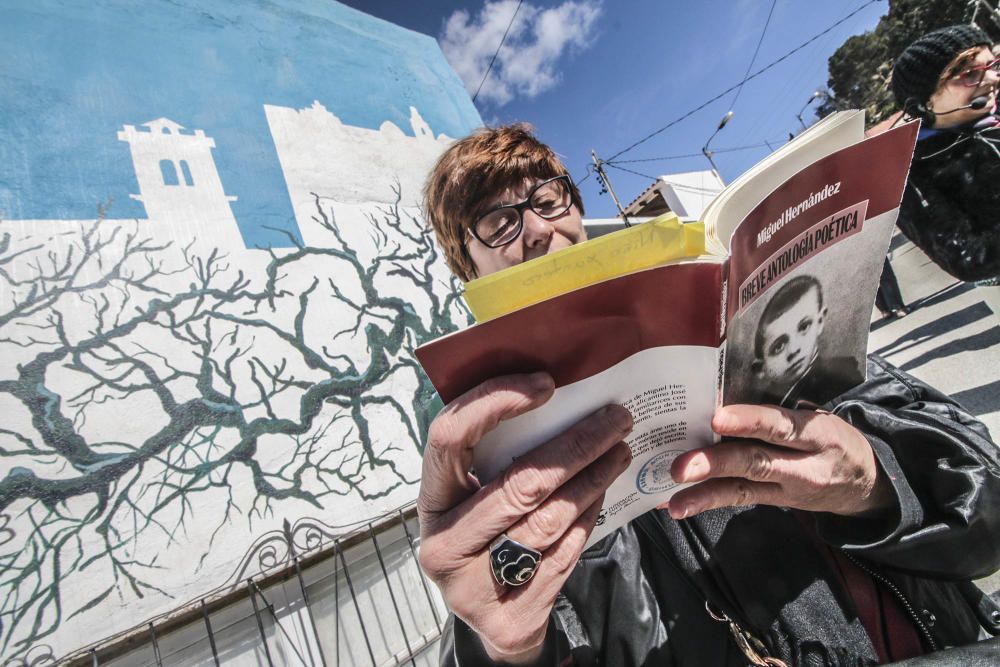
[927,45,998,128]
[467,177,586,278]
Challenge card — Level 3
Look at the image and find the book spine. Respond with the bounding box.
[717,260,729,417]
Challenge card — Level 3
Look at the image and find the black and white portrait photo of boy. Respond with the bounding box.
[751,274,860,407]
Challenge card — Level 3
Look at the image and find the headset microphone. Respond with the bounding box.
[968,96,990,111]
[891,96,993,129]
[931,96,991,115]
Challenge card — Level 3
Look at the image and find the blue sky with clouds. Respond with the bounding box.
[340,0,886,217]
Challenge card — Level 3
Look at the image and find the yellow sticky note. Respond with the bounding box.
[463,213,705,322]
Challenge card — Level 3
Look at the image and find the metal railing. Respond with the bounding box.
[31,501,446,667]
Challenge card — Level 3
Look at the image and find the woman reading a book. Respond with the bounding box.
[416,125,1000,666]
[892,24,1000,315]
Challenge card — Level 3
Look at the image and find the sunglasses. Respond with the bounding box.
[952,57,1000,87]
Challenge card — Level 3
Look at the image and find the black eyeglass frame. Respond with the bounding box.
[469,175,575,249]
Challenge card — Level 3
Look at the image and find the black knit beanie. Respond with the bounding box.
[891,24,992,114]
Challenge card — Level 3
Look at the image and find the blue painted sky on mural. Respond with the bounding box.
[0,0,480,247]
[338,0,887,218]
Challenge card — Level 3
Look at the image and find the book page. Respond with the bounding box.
[722,121,920,407]
[473,345,719,548]
[702,110,865,254]
[416,261,725,546]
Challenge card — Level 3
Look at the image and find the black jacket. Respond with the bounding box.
[441,356,1000,666]
[897,122,1000,283]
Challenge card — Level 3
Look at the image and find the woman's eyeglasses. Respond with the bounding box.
[470,175,574,248]
[952,58,1000,87]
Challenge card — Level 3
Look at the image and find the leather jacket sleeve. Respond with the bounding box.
[438,355,1000,665]
[441,614,570,667]
[815,355,1000,579]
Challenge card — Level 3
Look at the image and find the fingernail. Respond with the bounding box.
[602,405,633,433]
[712,407,733,433]
[668,502,690,520]
[618,443,633,467]
[528,371,553,391]
[677,454,706,482]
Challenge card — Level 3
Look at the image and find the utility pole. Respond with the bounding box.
[591,151,631,227]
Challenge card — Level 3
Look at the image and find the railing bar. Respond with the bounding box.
[200,599,222,667]
[148,623,163,667]
[295,555,330,667]
[336,538,378,667]
[90,648,99,666]
[247,578,276,667]
[334,540,341,667]
[368,523,417,666]
[253,581,310,666]
[398,508,442,632]
[286,518,416,591]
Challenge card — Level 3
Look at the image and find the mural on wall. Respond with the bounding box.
[0,0,480,660]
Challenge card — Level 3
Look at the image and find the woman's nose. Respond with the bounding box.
[521,209,554,247]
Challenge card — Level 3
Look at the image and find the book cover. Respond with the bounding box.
[415,115,920,546]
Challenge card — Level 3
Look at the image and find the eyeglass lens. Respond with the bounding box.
[959,59,1000,87]
[474,178,572,247]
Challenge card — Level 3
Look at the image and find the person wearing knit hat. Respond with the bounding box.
[892,23,1000,318]
[892,24,993,125]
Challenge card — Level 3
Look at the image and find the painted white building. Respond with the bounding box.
[118,118,242,243]
[623,169,725,222]
[1,105,460,665]
[1,2,482,662]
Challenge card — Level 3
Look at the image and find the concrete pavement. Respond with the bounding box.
[869,233,1000,435]
[869,232,1000,594]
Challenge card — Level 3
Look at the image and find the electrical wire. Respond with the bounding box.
[604,162,658,180]
[472,0,523,104]
[729,0,777,112]
[610,139,786,164]
[603,0,881,163]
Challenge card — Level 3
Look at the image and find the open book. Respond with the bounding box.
[415,113,919,547]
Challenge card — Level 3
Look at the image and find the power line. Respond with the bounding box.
[472,0,523,104]
[729,0,777,112]
[609,139,786,164]
[603,0,881,163]
[604,163,658,181]
[575,165,595,186]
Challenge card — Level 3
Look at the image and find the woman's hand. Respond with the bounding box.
[417,372,633,664]
[664,404,893,519]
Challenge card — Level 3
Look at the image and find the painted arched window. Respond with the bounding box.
[179,160,194,186]
[159,159,179,186]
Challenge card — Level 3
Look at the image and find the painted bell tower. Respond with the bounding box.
[117,118,241,243]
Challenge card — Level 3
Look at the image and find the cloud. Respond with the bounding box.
[439,0,602,106]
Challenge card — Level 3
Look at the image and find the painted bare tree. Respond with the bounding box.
[0,185,468,658]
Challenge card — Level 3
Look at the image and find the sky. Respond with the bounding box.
[338,0,887,218]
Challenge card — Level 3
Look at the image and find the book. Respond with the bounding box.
[461,213,706,322]
[415,112,920,547]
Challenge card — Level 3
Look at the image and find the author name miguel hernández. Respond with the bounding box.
[756,181,842,247]
[741,199,861,310]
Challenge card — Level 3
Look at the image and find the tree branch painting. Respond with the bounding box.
[0,186,468,657]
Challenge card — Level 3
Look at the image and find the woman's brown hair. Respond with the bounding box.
[422,124,583,281]
[940,46,989,85]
